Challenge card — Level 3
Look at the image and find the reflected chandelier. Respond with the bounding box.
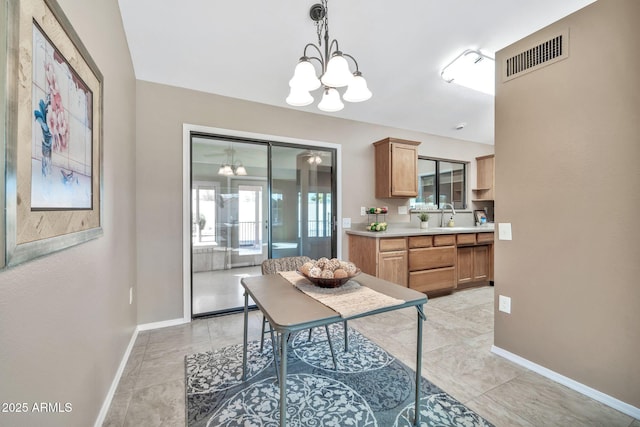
[217,148,247,176]
[286,0,372,112]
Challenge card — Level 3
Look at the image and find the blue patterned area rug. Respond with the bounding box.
[185,324,493,426]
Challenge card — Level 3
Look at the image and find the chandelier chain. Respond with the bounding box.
[314,0,328,47]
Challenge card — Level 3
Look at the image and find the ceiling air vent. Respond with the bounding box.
[502,29,569,82]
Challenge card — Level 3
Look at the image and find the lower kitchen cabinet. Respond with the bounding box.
[379,250,408,286]
[456,234,492,286]
[348,235,408,286]
[473,245,490,281]
[457,246,474,284]
[409,267,455,293]
[408,235,456,294]
[348,231,494,295]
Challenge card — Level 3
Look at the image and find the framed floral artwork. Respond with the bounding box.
[4,0,103,266]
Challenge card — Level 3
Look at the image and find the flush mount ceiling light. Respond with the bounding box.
[286,0,372,112]
[441,49,495,96]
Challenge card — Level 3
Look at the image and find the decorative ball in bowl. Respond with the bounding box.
[297,258,360,288]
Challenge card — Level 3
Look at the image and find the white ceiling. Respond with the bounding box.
[118,0,595,145]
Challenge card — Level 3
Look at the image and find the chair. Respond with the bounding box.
[260,256,339,370]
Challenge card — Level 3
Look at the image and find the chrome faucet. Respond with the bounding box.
[440,203,456,227]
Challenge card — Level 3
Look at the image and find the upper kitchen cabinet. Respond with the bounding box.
[472,154,495,201]
[374,138,421,198]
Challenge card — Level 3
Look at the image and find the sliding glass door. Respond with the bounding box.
[270,146,336,260]
[190,134,336,316]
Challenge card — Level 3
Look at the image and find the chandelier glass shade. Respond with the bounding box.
[217,148,247,176]
[317,88,344,112]
[286,1,372,112]
[306,152,322,165]
[217,162,247,176]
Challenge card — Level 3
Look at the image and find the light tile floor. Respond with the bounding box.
[103,286,639,426]
[192,266,261,315]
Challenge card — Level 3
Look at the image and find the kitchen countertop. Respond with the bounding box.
[345,223,494,238]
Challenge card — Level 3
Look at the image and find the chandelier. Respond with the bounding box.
[217,148,247,176]
[286,0,372,112]
[305,151,323,165]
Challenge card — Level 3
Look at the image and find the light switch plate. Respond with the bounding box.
[360,206,366,216]
[498,223,512,240]
[499,295,511,313]
[342,218,351,228]
[398,206,408,215]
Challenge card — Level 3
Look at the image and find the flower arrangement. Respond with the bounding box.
[33,61,70,178]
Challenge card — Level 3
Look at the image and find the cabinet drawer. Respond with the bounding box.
[408,236,432,248]
[456,233,477,246]
[477,232,494,244]
[409,267,456,293]
[433,234,455,246]
[409,246,456,271]
[379,238,406,252]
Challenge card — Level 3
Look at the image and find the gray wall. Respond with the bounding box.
[135,81,493,323]
[494,0,640,408]
[0,0,137,425]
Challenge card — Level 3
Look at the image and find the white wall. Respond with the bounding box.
[0,0,137,425]
[494,0,640,408]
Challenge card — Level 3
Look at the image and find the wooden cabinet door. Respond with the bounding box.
[457,246,474,284]
[409,267,455,293]
[473,245,490,281]
[474,155,495,201]
[374,138,420,198]
[390,143,418,197]
[409,247,455,271]
[378,250,408,286]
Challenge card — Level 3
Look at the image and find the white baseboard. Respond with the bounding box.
[137,317,190,331]
[94,327,139,427]
[94,317,191,426]
[491,345,640,420]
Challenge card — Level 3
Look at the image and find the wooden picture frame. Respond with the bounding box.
[4,0,103,266]
[1,0,8,269]
[474,209,488,225]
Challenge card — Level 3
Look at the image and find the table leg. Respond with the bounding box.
[414,304,425,426]
[279,331,290,427]
[270,328,279,382]
[343,320,349,352]
[242,290,249,381]
[324,325,337,370]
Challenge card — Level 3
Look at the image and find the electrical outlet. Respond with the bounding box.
[342,217,351,228]
[129,287,133,305]
[499,295,511,313]
[360,206,366,216]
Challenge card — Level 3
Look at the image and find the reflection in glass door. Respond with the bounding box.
[190,135,337,317]
[270,146,336,260]
[191,136,268,316]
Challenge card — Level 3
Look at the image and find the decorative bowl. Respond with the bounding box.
[297,269,361,288]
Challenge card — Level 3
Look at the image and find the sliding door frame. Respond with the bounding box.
[182,124,342,322]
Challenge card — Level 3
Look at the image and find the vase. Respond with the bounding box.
[420,221,429,229]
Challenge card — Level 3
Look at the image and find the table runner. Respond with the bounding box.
[279,271,405,318]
